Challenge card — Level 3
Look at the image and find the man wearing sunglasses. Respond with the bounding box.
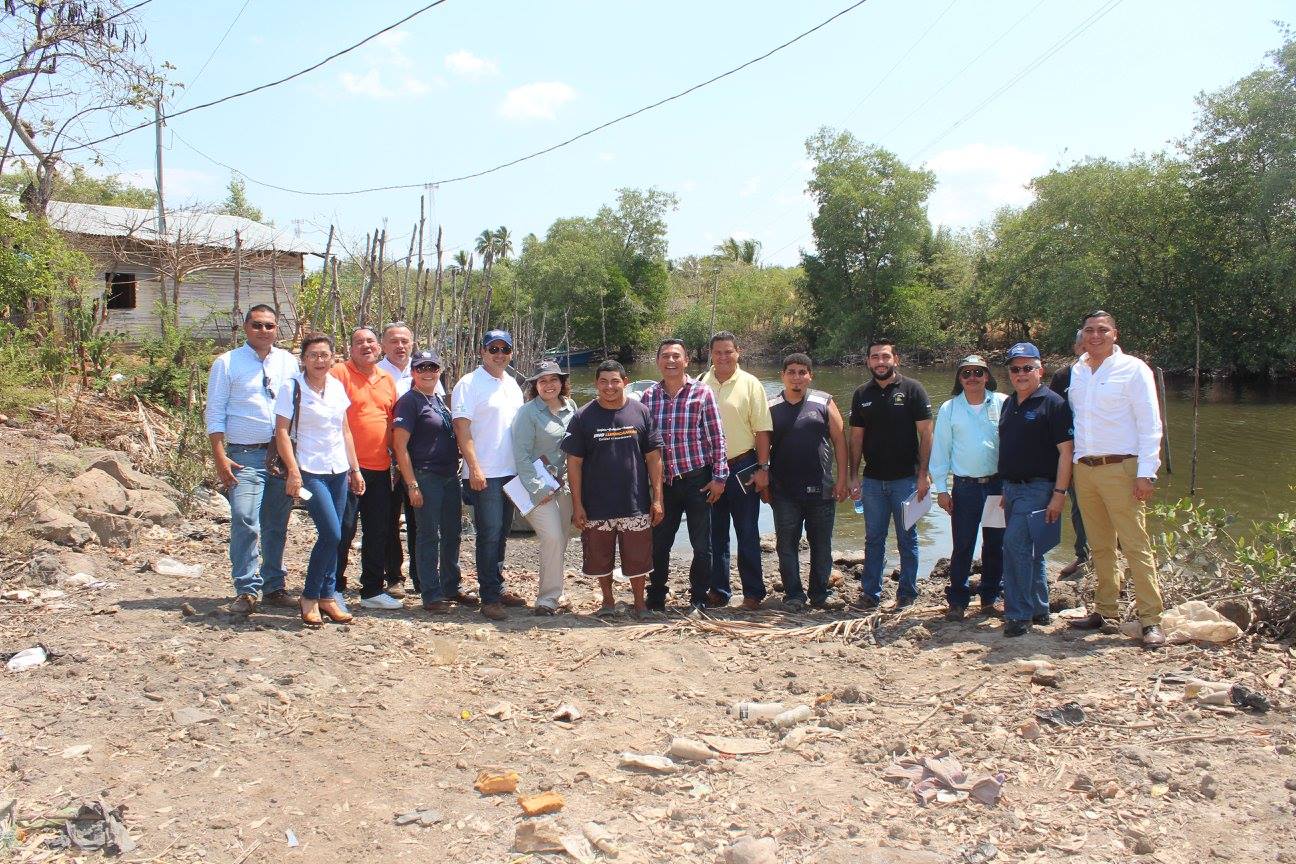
[1065,310,1165,648]
[929,355,1008,621]
[205,304,299,616]
[452,329,528,620]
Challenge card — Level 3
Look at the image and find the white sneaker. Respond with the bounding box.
[332,592,350,615]
[359,592,403,610]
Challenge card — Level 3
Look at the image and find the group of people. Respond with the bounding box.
[204,305,1167,646]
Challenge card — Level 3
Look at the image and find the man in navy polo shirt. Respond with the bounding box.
[997,342,1073,638]
[847,337,933,611]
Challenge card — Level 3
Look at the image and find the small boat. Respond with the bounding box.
[545,346,599,368]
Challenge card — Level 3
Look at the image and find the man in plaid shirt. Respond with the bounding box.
[640,339,728,612]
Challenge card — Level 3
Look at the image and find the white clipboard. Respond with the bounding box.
[504,459,560,516]
[902,489,932,530]
[981,494,1006,529]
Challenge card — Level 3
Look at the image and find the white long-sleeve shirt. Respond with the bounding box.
[204,343,300,445]
[1068,345,1162,477]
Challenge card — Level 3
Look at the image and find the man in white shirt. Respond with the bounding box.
[1065,310,1166,648]
[452,329,529,620]
[204,305,299,615]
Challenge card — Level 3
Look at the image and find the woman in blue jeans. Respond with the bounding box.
[392,350,463,614]
[996,343,1074,638]
[274,332,365,627]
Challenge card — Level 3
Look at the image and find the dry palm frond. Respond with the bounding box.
[649,612,880,644]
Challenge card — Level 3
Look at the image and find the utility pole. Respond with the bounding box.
[153,97,166,236]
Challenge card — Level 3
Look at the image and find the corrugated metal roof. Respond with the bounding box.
[46,201,316,255]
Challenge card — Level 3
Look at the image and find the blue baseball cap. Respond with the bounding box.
[1005,342,1041,361]
[410,349,442,369]
[482,329,513,349]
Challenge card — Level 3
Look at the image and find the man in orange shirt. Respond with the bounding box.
[331,327,401,610]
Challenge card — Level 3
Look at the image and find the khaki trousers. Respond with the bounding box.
[525,489,573,609]
[1073,459,1163,625]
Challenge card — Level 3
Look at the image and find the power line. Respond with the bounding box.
[61,0,452,153]
[169,0,875,197]
[173,0,254,108]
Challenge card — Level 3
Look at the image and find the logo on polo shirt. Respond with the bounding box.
[1024,410,1038,421]
[891,391,906,406]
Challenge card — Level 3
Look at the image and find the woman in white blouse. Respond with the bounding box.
[273,333,366,627]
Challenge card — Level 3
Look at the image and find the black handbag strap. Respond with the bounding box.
[288,378,301,442]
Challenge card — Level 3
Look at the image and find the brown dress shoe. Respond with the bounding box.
[261,589,296,609]
[481,602,507,621]
[1058,557,1085,578]
[979,599,1005,617]
[448,591,480,607]
[422,601,452,614]
[1067,612,1108,630]
[229,594,257,615]
[706,590,729,608]
[385,584,407,599]
[498,591,528,608]
[299,599,323,627]
[317,598,353,624]
[740,597,762,611]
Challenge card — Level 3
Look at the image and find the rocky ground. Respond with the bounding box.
[1,420,1294,864]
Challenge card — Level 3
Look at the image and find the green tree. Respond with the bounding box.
[715,236,761,265]
[0,163,157,208]
[800,128,936,355]
[219,176,265,223]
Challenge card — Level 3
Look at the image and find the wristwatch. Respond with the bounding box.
[757,462,770,471]
[1053,488,1067,495]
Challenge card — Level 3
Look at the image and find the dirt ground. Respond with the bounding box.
[1,422,1294,864]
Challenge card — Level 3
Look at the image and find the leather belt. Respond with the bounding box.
[1078,454,1135,467]
[227,442,269,450]
[953,475,997,484]
[667,466,709,485]
[727,448,756,468]
[1004,477,1053,484]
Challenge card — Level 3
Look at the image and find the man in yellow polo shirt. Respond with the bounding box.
[701,331,773,610]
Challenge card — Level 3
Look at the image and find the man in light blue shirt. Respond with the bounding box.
[205,304,299,615]
[929,355,1008,621]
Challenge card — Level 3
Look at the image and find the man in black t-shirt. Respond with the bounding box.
[847,338,934,610]
[563,361,665,618]
[1048,330,1088,576]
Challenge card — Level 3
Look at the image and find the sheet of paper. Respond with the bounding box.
[981,495,1006,529]
[902,489,932,530]
[503,475,538,516]
[533,458,560,492]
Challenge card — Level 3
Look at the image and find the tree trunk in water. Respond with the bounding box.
[1190,306,1201,497]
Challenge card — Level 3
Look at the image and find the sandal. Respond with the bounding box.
[299,599,323,628]
[594,605,617,618]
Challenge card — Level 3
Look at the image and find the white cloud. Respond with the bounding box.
[497,82,576,121]
[924,143,1048,227]
[444,50,498,80]
[335,29,431,100]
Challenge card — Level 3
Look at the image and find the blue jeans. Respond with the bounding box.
[710,452,765,601]
[650,469,713,608]
[771,495,835,604]
[300,471,349,600]
[1002,480,1053,623]
[414,470,463,604]
[223,444,292,598]
[948,477,1004,608]
[860,475,920,604]
[1069,485,1088,561]
[463,476,514,605]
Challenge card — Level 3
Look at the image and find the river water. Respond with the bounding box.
[568,361,1296,576]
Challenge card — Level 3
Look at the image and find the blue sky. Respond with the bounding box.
[82,0,1290,267]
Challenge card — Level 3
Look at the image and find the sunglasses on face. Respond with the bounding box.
[248,321,276,331]
[413,364,440,372]
[485,345,513,355]
[1008,364,1038,374]
[262,374,276,398]
[959,368,987,379]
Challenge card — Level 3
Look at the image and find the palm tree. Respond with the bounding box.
[475,230,498,326]
[492,225,513,262]
[715,236,761,265]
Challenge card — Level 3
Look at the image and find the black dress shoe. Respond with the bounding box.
[1067,612,1107,630]
[1003,620,1031,638]
[1141,624,1166,649]
[1032,613,1052,626]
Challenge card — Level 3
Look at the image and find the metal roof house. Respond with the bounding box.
[47,201,314,343]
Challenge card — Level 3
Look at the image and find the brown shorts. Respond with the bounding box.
[581,518,653,579]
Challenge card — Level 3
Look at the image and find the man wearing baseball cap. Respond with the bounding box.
[929,354,1008,620]
[451,329,528,620]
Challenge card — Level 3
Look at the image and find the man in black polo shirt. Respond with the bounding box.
[998,342,1073,638]
[848,338,933,610]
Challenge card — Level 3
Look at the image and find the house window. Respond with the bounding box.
[105,272,137,310]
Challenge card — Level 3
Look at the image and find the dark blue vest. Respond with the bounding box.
[769,389,835,499]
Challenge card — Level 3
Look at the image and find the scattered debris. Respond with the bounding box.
[668,737,715,762]
[700,735,772,755]
[729,701,786,722]
[172,707,218,727]
[151,557,203,578]
[723,835,778,864]
[517,791,565,817]
[1229,684,1271,713]
[514,820,565,853]
[62,800,135,856]
[61,744,92,759]
[582,822,619,856]
[1161,601,1243,644]
[394,808,443,827]
[5,645,50,673]
[1034,702,1087,727]
[485,701,514,720]
[772,704,814,728]
[884,755,1006,806]
[618,752,678,774]
[474,768,520,794]
[552,703,582,722]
